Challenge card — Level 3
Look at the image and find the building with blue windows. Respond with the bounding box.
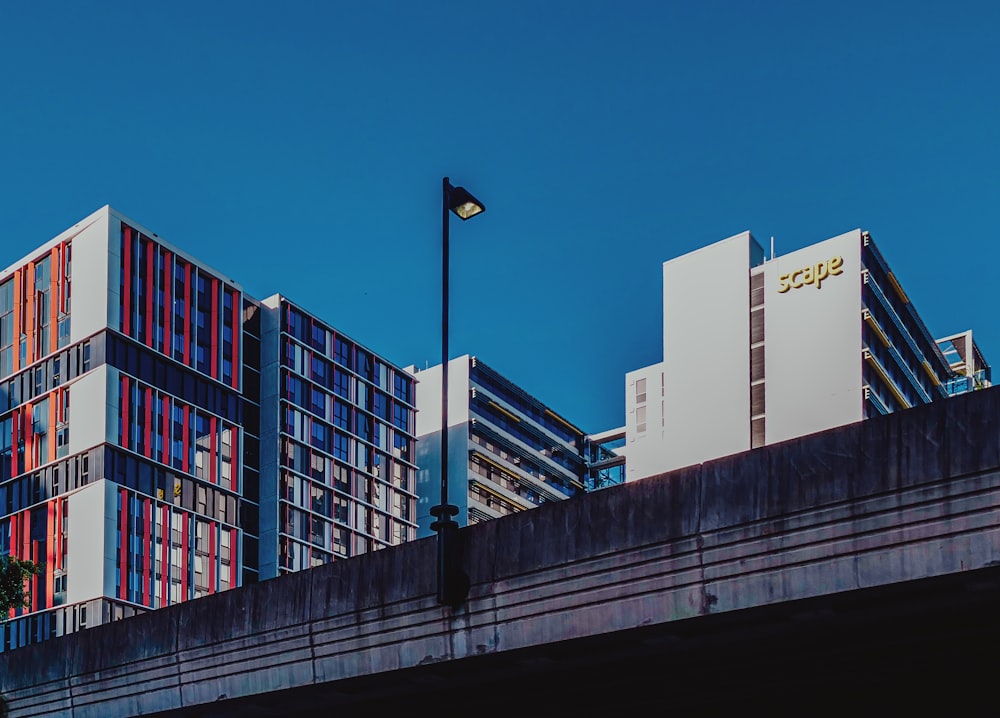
[257,296,417,577]
[408,355,622,535]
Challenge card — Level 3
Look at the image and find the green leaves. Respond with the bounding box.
[0,556,43,617]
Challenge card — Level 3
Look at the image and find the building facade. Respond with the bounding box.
[257,296,417,577]
[409,355,620,536]
[0,207,416,651]
[624,229,990,480]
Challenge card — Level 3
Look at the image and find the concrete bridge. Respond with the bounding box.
[4,387,1000,716]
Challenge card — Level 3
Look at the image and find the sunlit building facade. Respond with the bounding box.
[258,296,418,577]
[0,207,244,650]
[409,355,620,535]
[0,207,416,651]
[624,229,989,480]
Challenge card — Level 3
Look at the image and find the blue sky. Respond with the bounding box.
[1,2,997,431]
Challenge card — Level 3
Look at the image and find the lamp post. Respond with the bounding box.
[431,177,485,608]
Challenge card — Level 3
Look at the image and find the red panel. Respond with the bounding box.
[57,498,64,571]
[46,501,55,607]
[24,404,33,472]
[180,512,189,600]
[48,392,57,463]
[145,239,154,349]
[123,227,132,335]
[210,278,219,379]
[163,252,172,355]
[119,489,129,601]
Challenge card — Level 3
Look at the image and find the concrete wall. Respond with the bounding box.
[4,385,1000,717]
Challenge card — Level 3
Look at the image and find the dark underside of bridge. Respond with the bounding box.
[144,565,1000,717]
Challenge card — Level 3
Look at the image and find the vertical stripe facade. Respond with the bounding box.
[116,374,238,491]
[0,386,70,481]
[114,487,237,608]
[0,239,72,381]
[118,224,240,390]
[1,497,67,620]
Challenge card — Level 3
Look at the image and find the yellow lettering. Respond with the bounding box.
[777,256,844,293]
[814,262,829,288]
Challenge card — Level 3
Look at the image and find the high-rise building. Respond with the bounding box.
[408,355,621,536]
[624,229,990,481]
[257,295,417,576]
[0,207,416,651]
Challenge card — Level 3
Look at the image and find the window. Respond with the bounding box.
[0,279,13,378]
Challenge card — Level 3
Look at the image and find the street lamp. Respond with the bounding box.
[431,177,486,608]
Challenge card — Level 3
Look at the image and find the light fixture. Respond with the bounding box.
[447,184,486,221]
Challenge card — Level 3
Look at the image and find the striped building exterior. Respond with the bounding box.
[0,207,415,651]
[258,296,418,577]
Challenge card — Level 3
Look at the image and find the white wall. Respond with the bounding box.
[764,229,864,444]
[65,480,116,604]
[657,232,758,474]
[68,207,113,343]
[409,356,471,437]
[624,362,665,481]
[407,357,472,536]
[66,365,111,457]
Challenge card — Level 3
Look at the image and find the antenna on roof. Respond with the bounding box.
[770,236,775,261]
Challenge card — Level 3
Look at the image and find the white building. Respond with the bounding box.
[408,356,620,536]
[624,229,988,481]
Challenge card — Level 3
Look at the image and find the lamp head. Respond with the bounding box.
[447,184,486,220]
